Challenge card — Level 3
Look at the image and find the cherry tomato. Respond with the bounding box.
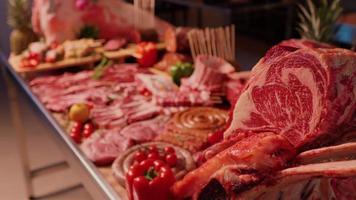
[153,160,166,171]
[147,145,159,154]
[73,122,83,130]
[28,52,41,61]
[70,132,81,144]
[70,127,82,135]
[84,122,95,132]
[28,59,39,68]
[82,129,92,138]
[134,150,147,163]
[147,152,160,160]
[164,146,175,154]
[165,153,177,167]
[136,42,157,68]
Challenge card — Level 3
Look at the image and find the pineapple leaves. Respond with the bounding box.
[7,0,32,30]
[297,0,342,43]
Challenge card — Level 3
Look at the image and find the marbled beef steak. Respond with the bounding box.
[172,39,356,199]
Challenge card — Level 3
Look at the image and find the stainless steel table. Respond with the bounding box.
[1,54,124,200]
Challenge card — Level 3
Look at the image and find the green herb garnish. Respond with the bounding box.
[92,57,112,80]
[79,25,99,39]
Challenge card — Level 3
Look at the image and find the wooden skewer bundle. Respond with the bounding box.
[134,0,155,13]
[188,25,236,62]
[134,0,155,29]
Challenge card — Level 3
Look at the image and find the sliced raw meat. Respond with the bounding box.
[104,38,127,51]
[181,55,235,93]
[81,129,134,166]
[30,64,139,111]
[120,115,170,142]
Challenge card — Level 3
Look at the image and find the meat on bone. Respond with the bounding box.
[236,160,356,200]
[172,39,356,199]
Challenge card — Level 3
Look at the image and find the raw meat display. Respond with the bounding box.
[32,0,173,44]
[172,39,356,199]
[30,64,140,112]
[11,0,356,197]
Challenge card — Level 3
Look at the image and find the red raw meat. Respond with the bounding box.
[225,41,355,147]
[30,64,139,112]
[81,129,134,166]
[172,39,356,199]
[181,55,235,93]
[32,0,173,44]
[226,71,251,105]
[120,115,170,142]
[104,38,127,51]
[81,115,169,165]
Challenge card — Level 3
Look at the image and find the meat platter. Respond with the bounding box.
[3,0,356,199]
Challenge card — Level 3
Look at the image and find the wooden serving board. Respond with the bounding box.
[9,43,166,74]
[9,54,102,73]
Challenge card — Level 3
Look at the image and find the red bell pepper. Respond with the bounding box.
[126,159,175,200]
[135,42,158,68]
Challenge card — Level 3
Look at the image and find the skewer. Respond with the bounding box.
[134,0,155,29]
[187,25,236,62]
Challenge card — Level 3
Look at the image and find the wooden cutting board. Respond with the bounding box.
[9,43,166,74]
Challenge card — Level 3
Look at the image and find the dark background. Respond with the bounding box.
[1,0,356,62]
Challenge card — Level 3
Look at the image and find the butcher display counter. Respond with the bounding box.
[1,53,126,200]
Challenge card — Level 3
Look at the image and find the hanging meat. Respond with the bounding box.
[172,39,356,199]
